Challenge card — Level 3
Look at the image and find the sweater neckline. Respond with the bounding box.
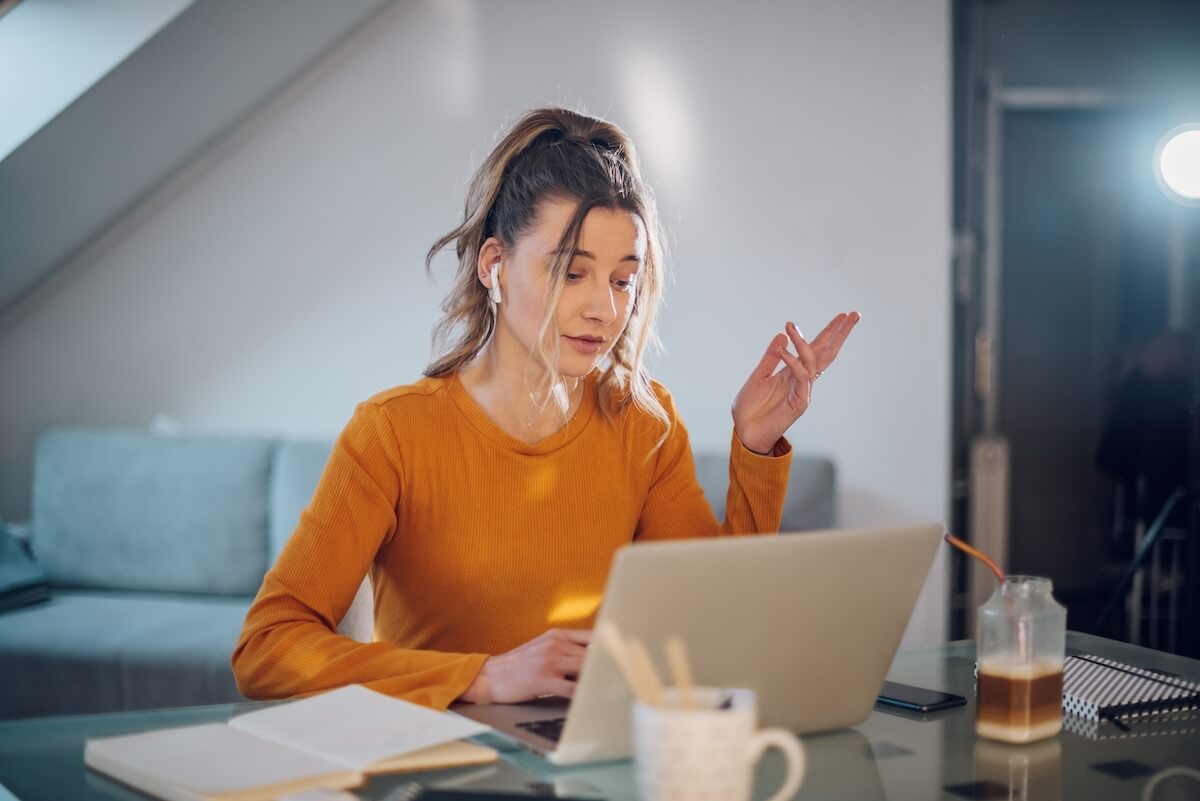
[447,371,599,455]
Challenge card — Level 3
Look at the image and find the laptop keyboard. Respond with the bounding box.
[516,716,566,742]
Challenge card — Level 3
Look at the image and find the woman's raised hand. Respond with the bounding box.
[458,628,592,704]
[732,312,860,454]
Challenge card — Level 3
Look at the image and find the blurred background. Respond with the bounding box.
[950,0,1200,658]
[0,0,1198,659]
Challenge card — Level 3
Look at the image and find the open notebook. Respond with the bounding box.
[1063,653,1200,735]
[84,685,497,801]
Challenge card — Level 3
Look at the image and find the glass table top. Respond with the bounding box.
[1,632,1197,801]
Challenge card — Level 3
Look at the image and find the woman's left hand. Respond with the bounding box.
[732,311,860,454]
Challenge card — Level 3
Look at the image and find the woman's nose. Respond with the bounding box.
[583,282,618,324]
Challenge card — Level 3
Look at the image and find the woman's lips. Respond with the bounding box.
[565,335,604,355]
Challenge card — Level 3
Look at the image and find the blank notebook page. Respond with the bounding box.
[84,723,355,797]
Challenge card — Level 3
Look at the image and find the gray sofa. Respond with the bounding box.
[0,428,834,720]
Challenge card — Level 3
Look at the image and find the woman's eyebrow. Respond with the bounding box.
[568,248,643,264]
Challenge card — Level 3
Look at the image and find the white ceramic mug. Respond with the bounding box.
[632,687,806,801]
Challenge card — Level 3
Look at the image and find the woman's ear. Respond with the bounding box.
[477,237,504,292]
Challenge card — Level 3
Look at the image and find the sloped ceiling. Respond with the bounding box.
[0,0,195,163]
[0,0,392,319]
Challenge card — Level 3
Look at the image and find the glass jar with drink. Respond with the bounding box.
[976,576,1067,743]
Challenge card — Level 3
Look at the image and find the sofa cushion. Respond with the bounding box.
[694,451,836,531]
[0,590,250,719]
[268,440,333,564]
[269,440,374,642]
[32,429,273,595]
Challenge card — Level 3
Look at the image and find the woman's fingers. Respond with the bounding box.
[785,322,819,380]
[752,333,790,380]
[758,311,861,387]
[777,340,816,387]
[816,311,860,368]
[545,635,587,698]
[808,313,847,352]
[548,629,589,678]
[471,627,597,703]
[804,311,861,371]
[557,628,593,646]
[552,651,587,677]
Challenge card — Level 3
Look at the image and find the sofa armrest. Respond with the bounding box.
[781,457,836,531]
[2,520,33,558]
[693,451,837,531]
[0,518,49,611]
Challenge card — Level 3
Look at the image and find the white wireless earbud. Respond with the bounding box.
[489,263,503,304]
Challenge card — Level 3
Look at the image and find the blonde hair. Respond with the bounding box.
[425,107,670,443]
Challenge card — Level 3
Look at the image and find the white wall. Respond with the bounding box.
[0,0,951,643]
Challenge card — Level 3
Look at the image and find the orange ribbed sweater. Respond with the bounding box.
[232,373,791,709]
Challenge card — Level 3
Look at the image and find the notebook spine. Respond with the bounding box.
[1107,695,1200,722]
[1063,710,1200,740]
[1062,692,1200,721]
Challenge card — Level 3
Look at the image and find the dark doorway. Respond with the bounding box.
[1000,109,1197,647]
[951,0,1200,656]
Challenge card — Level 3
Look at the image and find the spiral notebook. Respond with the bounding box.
[1062,654,1200,732]
[1063,708,1200,740]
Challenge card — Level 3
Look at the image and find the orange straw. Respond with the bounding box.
[944,533,1005,583]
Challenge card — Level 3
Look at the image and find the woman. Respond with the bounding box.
[232,107,859,709]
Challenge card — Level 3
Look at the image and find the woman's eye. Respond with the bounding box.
[614,277,637,291]
[565,273,582,282]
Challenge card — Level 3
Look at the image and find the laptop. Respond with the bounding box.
[454,523,944,765]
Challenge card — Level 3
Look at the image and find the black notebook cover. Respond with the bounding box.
[1062,654,1200,724]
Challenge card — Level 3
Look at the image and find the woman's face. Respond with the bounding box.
[492,198,646,378]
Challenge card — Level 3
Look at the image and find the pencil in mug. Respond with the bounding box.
[665,635,696,710]
[626,636,666,707]
[597,621,654,704]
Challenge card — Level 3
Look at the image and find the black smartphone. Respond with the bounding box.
[399,790,600,801]
[876,680,967,713]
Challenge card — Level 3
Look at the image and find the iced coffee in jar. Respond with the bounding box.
[976,576,1066,744]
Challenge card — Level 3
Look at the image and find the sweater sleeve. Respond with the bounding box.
[634,389,792,541]
[231,402,488,709]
